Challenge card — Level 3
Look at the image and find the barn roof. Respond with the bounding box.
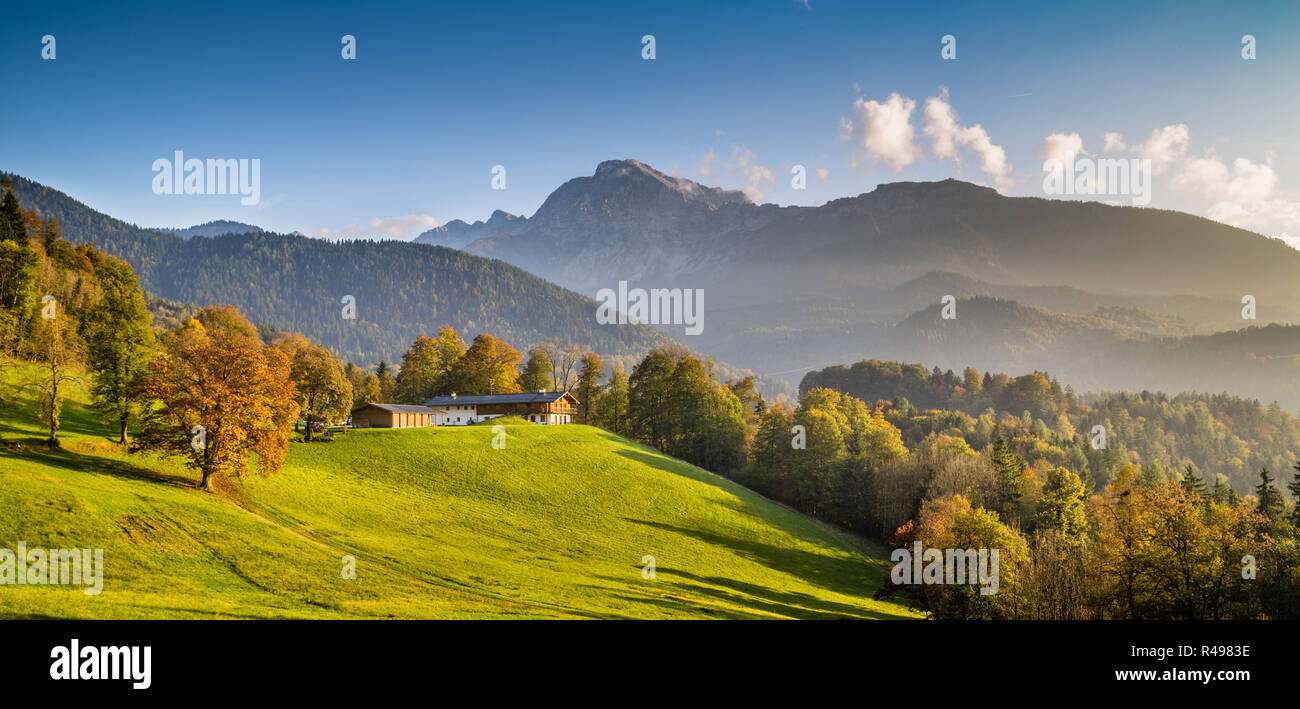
[423,392,574,406]
[351,403,449,414]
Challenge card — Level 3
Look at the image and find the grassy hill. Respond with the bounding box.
[0,366,916,620]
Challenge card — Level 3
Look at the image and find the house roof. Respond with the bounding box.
[423,391,574,406]
[352,403,449,415]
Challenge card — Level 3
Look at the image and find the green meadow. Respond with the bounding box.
[0,367,918,619]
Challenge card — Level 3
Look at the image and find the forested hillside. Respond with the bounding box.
[800,358,1300,495]
[3,172,683,369]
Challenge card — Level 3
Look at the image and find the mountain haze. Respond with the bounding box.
[3,172,706,375]
[410,159,1300,406]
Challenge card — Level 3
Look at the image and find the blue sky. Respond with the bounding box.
[3,0,1298,241]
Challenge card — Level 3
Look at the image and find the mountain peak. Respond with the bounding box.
[869,178,1001,200]
[541,158,751,214]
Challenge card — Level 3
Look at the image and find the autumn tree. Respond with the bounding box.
[574,352,603,424]
[283,339,352,441]
[906,494,1030,619]
[344,362,380,409]
[1034,467,1087,544]
[135,305,298,491]
[449,333,521,395]
[395,336,441,403]
[22,302,82,449]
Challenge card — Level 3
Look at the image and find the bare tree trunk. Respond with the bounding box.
[119,411,129,445]
[46,365,59,449]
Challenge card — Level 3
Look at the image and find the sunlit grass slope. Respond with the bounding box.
[0,367,918,619]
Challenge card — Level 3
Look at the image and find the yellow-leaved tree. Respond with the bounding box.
[134,305,298,491]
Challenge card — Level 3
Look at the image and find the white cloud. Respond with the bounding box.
[922,92,962,160]
[1040,132,1086,166]
[923,89,1013,185]
[814,166,831,185]
[1133,124,1189,174]
[1176,155,1275,203]
[730,146,775,202]
[1174,154,1300,235]
[841,92,923,170]
[313,214,441,241]
[698,149,720,177]
[1103,132,1126,154]
[959,124,1012,189]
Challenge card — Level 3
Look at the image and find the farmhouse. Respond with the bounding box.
[351,403,448,429]
[423,391,579,425]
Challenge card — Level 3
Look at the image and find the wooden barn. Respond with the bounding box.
[350,403,448,429]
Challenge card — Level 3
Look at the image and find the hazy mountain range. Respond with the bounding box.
[415,159,1300,406]
[10,161,1300,408]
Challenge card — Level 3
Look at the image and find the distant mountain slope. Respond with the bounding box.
[420,160,1300,391]
[152,219,263,239]
[440,161,1300,310]
[873,297,1300,409]
[414,209,527,249]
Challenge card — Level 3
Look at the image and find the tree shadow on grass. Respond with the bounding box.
[621,517,906,616]
[599,588,778,620]
[613,566,913,619]
[4,444,196,490]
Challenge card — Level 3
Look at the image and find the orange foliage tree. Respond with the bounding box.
[134,305,298,491]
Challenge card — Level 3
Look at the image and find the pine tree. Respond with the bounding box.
[1,178,27,243]
[992,435,1027,518]
[1289,461,1300,528]
[1212,475,1241,507]
[1180,463,1208,499]
[1255,467,1285,522]
[375,360,396,402]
